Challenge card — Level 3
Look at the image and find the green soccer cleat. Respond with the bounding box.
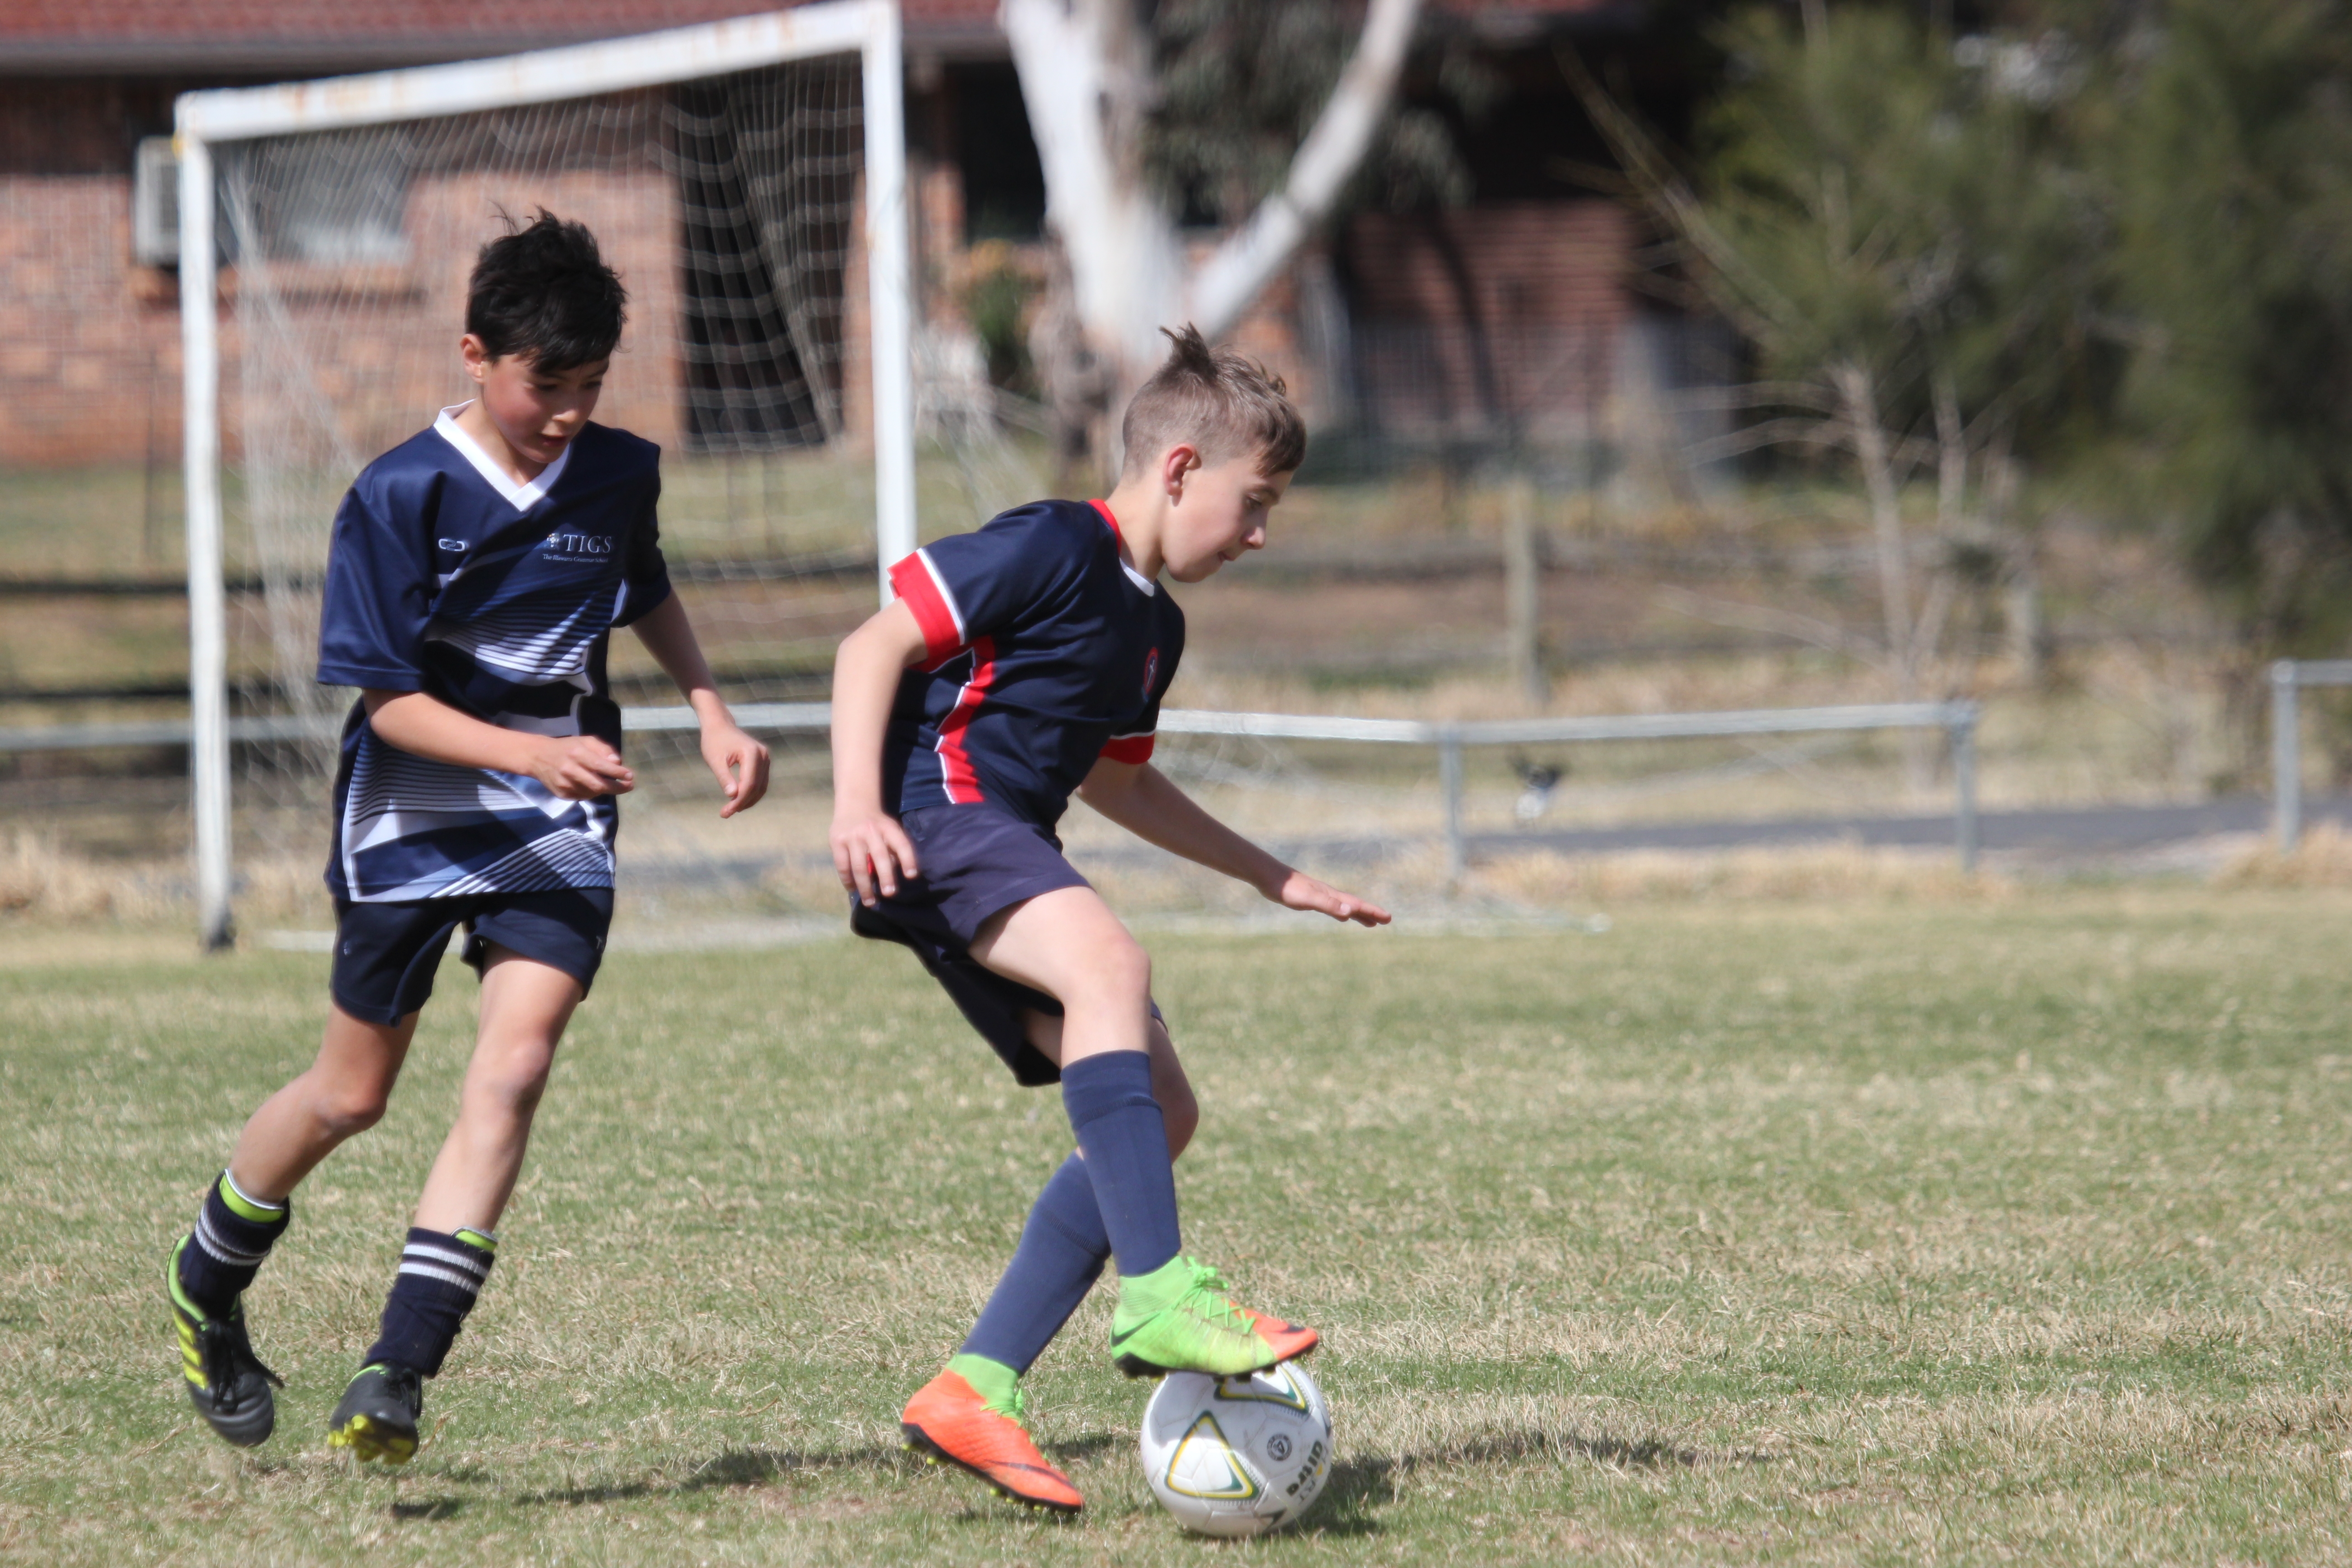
[167,1237,282,1448]
[1108,1256,1320,1379]
[326,1363,423,1465]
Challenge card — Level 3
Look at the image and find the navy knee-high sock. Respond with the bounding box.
[176,1171,289,1317]
[363,1228,496,1377]
[960,1154,1113,1373]
[1059,1051,1180,1279]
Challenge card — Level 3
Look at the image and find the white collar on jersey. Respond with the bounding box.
[1087,500,1158,595]
[433,402,573,511]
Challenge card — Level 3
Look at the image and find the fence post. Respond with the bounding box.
[1503,472,1547,706]
[1950,705,1979,874]
[1439,727,1465,887]
[2274,660,2302,853]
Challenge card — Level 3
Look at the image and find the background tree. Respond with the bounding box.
[1000,0,1430,480]
[1572,5,2107,733]
[2098,0,2352,773]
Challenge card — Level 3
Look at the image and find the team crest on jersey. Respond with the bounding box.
[1142,647,1160,697]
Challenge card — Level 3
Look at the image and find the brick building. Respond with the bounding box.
[0,0,1693,472]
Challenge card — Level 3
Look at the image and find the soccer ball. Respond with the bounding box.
[1139,1361,1332,1537]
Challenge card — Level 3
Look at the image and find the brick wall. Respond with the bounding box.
[0,173,186,468]
[1341,199,1636,442]
[0,78,882,470]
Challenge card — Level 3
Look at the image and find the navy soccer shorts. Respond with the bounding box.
[330,887,614,1026]
[849,801,1104,1087]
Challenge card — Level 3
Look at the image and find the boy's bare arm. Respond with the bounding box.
[828,598,929,904]
[363,689,634,800]
[1076,759,1391,926]
[627,592,770,818]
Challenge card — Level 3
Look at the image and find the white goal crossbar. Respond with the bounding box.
[175,0,915,949]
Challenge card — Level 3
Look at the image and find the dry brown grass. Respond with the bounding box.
[1472,842,2016,906]
[2215,821,2352,889]
[0,831,330,927]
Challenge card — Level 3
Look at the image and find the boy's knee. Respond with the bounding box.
[471,1039,558,1121]
[1086,936,1151,1004]
[314,1080,392,1137]
[483,1073,549,1122]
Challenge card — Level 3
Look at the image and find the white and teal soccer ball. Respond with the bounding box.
[1139,1361,1332,1537]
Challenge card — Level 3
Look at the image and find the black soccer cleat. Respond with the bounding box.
[326,1362,423,1465]
[167,1237,283,1448]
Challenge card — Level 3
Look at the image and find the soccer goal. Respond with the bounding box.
[176,1,914,949]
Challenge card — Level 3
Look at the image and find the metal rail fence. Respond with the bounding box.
[622,699,1987,874]
[5,699,1987,890]
[2270,659,2352,850]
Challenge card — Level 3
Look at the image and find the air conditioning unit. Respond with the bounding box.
[132,135,179,267]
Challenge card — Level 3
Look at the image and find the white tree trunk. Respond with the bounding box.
[1000,0,1181,373]
[1000,0,1422,383]
[1833,360,1914,692]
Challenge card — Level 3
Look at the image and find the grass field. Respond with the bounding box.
[6,892,2352,1564]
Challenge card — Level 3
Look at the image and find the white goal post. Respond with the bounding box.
[176,0,916,950]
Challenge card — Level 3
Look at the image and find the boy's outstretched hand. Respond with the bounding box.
[701,721,771,818]
[1270,869,1391,927]
[832,807,920,906]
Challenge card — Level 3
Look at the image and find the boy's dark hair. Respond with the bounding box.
[466,210,627,371]
[1119,324,1307,478]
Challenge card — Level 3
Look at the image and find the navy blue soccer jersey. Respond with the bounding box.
[885,498,1184,829]
[316,405,671,902]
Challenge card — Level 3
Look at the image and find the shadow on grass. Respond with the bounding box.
[510,1444,912,1508]
[390,1497,467,1521]
[1040,1431,1125,1465]
[1308,1425,1771,1537]
[682,1446,911,1491]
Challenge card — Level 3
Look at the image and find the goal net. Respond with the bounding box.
[177,2,913,944]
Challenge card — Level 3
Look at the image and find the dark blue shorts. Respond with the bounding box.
[849,802,1093,1087]
[330,887,614,1027]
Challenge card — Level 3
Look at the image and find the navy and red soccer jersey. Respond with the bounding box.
[884,498,1185,830]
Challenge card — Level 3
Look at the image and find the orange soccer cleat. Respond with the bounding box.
[1236,1303,1320,1364]
[901,1364,1084,1514]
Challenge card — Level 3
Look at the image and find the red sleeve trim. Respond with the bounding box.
[1100,733,1156,764]
[888,552,963,664]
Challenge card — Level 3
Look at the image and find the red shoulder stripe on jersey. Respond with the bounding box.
[1088,498,1122,540]
[888,551,964,665]
[1100,733,1156,764]
[935,636,997,804]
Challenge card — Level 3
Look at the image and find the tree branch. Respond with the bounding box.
[1184,0,1424,339]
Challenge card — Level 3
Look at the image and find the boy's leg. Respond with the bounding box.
[967,888,1316,1377]
[222,1006,421,1209]
[959,1008,1196,1372]
[968,887,1172,1266]
[170,1005,416,1448]
[331,947,582,1465]
[902,1009,1194,1512]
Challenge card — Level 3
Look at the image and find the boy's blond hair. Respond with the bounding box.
[1118,324,1308,478]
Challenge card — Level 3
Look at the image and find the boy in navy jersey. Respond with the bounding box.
[831,327,1390,1514]
[165,213,770,1464]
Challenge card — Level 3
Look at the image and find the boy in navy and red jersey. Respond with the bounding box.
[830,326,1390,1514]
[164,213,770,1465]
